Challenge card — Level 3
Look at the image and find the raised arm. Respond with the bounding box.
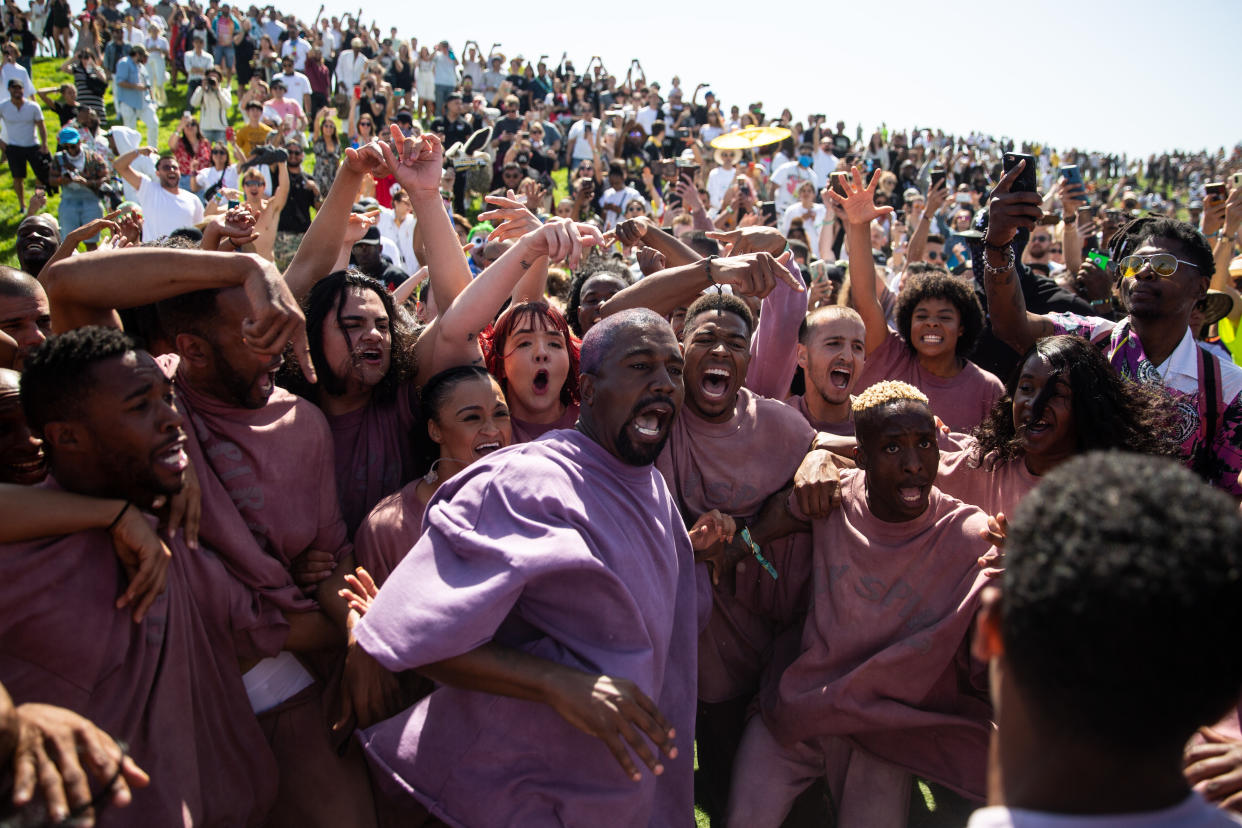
[980,160,1057,354]
[112,145,152,191]
[39,248,314,380]
[265,159,291,216]
[825,167,894,356]
[613,215,701,267]
[414,220,605,386]
[600,250,797,320]
[906,179,947,266]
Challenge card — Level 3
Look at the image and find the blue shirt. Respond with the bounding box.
[114,57,151,110]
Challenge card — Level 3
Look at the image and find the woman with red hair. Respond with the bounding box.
[483,301,581,442]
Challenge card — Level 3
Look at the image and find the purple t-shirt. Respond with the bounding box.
[764,469,993,800]
[0,483,284,826]
[354,479,428,586]
[746,259,809,400]
[355,429,700,827]
[857,331,1004,433]
[937,436,1040,518]
[785,392,856,437]
[325,384,420,537]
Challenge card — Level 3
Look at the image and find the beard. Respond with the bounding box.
[613,394,676,467]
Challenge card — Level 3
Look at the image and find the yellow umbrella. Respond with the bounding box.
[710,126,793,151]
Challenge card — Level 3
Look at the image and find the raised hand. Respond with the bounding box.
[635,245,666,276]
[709,250,801,298]
[478,190,542,242]
[340,138,390,179]
[706,225,785,257]
[381,124,445,195]
[544,671,677,782]
[824,166,894,227]
[342,209,379,247]
[239,256,317,383]
[983,160,1043,249]
[338,567,379,617]
[614,215,655,248]
[522,218,607,270]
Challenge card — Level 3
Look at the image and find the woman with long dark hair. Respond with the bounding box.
[939,334,1179,516]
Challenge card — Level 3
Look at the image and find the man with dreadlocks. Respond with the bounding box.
[983,160,1242,497]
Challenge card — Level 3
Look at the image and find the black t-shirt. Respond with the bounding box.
[429,114,473,150]
[832,132,851,156]
[277,171,315,232]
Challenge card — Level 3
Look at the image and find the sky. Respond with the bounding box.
[272,0,1240,158]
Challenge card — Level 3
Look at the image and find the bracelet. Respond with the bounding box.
[107,500,132,532]
[703,254,718,286]
[982,244,1015,277]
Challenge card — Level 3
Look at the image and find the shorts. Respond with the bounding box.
[273,230,302,271]
[213,44,236,69]
[4,143,38,179]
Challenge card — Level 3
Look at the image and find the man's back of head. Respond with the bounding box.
[977,451,1242,822]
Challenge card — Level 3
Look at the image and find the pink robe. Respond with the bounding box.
[355,429,700,828]
[325,383,421,537]
[0,488,284,826]
[857,332,1004,433]
[764,470,994,800]
[936,437,1040,517]
[657,387,815,703]
[509,401,580,443]
[354,480,428,586]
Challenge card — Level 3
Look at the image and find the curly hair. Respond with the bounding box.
[895,270,985,357]
[564,260,633,337]
[1003,452,1242,751]
[279,270,417,404]
[972,335,1180,466]
[683,290,754,340]
[480,301,580,409]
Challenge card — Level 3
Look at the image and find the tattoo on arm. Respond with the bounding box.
[519,259,531,271]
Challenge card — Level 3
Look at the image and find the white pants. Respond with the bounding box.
[117,100,159,147]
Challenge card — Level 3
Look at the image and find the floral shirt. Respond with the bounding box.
[1050,312,1242,496]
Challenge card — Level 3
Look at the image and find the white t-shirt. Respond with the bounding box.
[184,50,214,79]
[566,118,600,162]
[769,160,820,214]
[599,185,641,231]
[136,175,205,241]
[194,163,239,194]
[0,63,35,97]
[280,39,309,71]
[0,99,42,146]
[968,795,1242,827]
[706,165,737,210]
[376,206,416,272]
[275,71,311,105]
[781,201,827,252]
[812,148,839,184]
[635,106,660,135]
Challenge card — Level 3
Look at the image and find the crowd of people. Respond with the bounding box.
[2,1,1242,827]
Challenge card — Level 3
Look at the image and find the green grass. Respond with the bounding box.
[0,55,197,265]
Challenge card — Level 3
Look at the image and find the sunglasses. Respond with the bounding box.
[211,149,227,155]
[1119,253,1200,280]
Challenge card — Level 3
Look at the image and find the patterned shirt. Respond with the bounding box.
[1050,312,1242,496]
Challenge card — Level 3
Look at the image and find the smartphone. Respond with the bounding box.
[1060,165,1089,204]
[1087,250,1111,271]
[227,199,239,209]
[929,167,946,190]
[1232,172,1242,191]
[1205,182,1227,203]
[1003,152,1037,193]
[1077,205,1097,221]
[352,84,361,100]
[676,160,699,187]
[829,171,850,199]
[758,201,776,223]
[225,125,235,141]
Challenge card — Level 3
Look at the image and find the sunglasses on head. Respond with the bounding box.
[1119,253,1199,279]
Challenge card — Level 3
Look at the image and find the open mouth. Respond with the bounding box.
[5,451,46,482]
[532,368,550,394]
[699,367,731,401]
[355,346,383,366]
[1023,418,1050,436]
[629,400,673,442]
[474,440,503,457]
[920,334,944,346]
[897,485,926,506]
[829,367,851,390]
[154,435,189,473]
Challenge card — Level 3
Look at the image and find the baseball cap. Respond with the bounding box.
[57,126,81,144]
[354,226,381,246]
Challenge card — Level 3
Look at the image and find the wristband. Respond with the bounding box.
[108,500,132,532]
[703,254,718,286]
[982,244,1015,276]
